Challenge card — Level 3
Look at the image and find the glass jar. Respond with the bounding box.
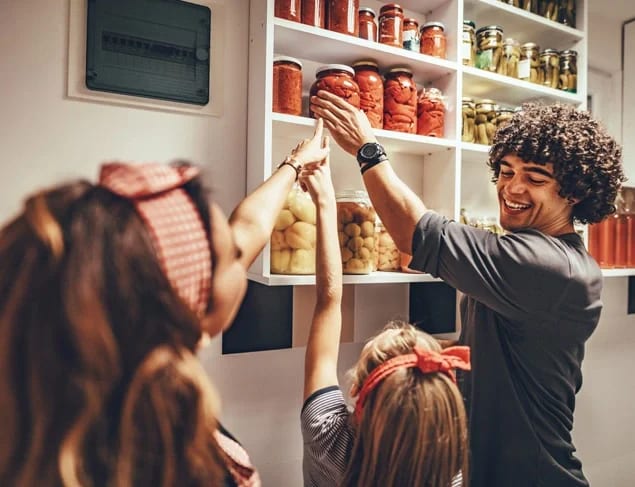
[327,0,360,36]
[309,64,360,117]
[272,56,303,116]
[402,18,420,52]
[539,0,559,21]
[336,190,377,274]
[271,184,317,274]
[302,0,325,28]
[519,42,541,84]
[376,221,400,271]
[420,21,447,59]
[496,108,515,129]
[461,97,476,143]
[378,3,404,48]
[462,20,477,66]
[558,0,576,27]
[522,0,536,12]
[358,7,377,41]
[383,67,417,133]
[353,60,384,129]
[497,38,521,78]
[476,25,504,72]
[417,87,445,137]
[559,49,577,92]
[502,0,520,6]
[540,48,560,89]
[475,99,497,145]
[275,0,302,22]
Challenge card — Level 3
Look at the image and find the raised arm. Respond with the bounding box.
[299,139,343,400]
[310,91,428,254]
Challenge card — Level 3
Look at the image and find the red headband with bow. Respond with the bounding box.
[353,346,471,420]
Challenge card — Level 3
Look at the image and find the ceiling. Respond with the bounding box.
[588,0,635,23]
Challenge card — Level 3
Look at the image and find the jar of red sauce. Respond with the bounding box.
[417,87,445,137]
[383,67,417,133]
[327,0,360,36]
[402,18,420,52]
[420,21,447,59]
[275,0,301,22]
[273,56,303,116]
[358,7,377,42]
[302,0,325,28]
[378,3,404,48]
[309,64,360,118]
[353,60,384,129]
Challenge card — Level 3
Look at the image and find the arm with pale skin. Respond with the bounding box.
[310,90,428,255]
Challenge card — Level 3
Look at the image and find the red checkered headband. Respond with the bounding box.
[99,163,212,317]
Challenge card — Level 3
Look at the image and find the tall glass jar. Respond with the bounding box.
[461,97,476,143]
[559,50,577,92]
[336,190,377,274]
[402,18,420,52]
[383,67,417,134]
[476,25,504,72]
[496,108,515,129]
[309,64,360,117]
[275,0,302,22]
[539,0,559,21]
[358,7,377,41]
[522,0,536,12]
[417,87,445,137]
[540,48,560,89]
[353,60,384,129]
[519,42,541,83]
[327,0,360,36]
[378,3,404,48]
[475,99,497,145]
[302,0,325,28]
[420,21,447,58]
[558,0,576,27]
[498,38,521,78]
[462,20,477,66]
[273,56,303,116]
[376,221,400,271]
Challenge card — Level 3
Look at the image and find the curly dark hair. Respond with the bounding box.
[488,103,626,224]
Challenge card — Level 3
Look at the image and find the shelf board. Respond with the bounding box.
[273,19,457,84]
[461,142,491,164]
[462,66,584,106]
[248,271,441,286]
[272,113,456,155]
[464,0,584,47]
[601,268,635,278]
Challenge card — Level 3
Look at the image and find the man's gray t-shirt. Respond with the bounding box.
[410,212,602,487]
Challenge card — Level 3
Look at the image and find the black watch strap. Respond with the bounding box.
[360,158,388,174]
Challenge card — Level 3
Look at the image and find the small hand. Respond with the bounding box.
[290,118,330,166]
[309,90,377,156]
[298,136,335,206]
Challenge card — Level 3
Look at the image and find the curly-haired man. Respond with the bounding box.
[309,93,625,487]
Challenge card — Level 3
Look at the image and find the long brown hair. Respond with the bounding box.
[342,322,469,487]
[0,174,225,486]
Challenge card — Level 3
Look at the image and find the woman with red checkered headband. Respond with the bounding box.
[0,120,329,487]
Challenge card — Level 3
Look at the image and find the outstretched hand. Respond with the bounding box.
[298,136,334,206]
[290,118,330,167]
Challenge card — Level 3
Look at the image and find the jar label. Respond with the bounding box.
[518,59,530,80]
[461,41,472,62]
[403,30,420,51]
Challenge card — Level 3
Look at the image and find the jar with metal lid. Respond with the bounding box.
[271,183,317,275]
[383,67,417,133]
[358,7,377,41]
[496,108,515,129]
[461,97,476,143]
[309,64,360,117]
[462,20,477,66]
[539,0,558,21]
[378,3,404,48]
[302,0,325,28]
[327,0,360,36]
[559,50,577,92]
[476,25,503,72]
[336,190,377,274]
[540,49,560,89]
[417,88,445,137]
[376,221,400,271]
[519,42,541,83]
[273,56,303,116]
[275,0,302,22]
[497,38,520,78]
[403,18,420,52]
[420,21,447,58]
[558,0,576,27]
[353,60,384,129]
[475,99,497,145]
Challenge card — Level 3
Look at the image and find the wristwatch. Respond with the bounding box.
[276,155,302,180]
[356,142,388,174]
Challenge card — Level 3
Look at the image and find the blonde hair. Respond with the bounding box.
[342,322,469,487]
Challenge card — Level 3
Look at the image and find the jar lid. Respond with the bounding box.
[462,96,475,103]
[379,3,404,14]
[521,42,539,49]
[497,108,515,114]
[476,99,496,106]
[424,87,444,98]
[560,49,578,56]
[359,7,376,16]
[315,64,355,77]
[503,38,519,45]
[386,66,413,75]
[273,55,302,68]
[352,59,379,69]
[476,25,504,35]
[463,19,476,29]
[404,17,419,25]
[540,48,559,55]
[422,21,445,31]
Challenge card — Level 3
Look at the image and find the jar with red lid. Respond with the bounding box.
[327,0,360,36]
[420,21,447,59]
[402,18,420,52]
[378,4,404,48]
[273,56,303,116]
[417,87,445,137]
[275,0,302,22]
[309,64,360,118]
[353,60,384,129]
[383,67,417,133]
[358,7,377,42]
[302,0,325,28]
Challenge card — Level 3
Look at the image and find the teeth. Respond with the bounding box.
[505,199,530,210]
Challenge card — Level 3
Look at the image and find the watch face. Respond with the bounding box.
[361,143,379,159]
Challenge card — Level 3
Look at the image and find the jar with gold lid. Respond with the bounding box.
[540,48,560,89]
[476,25,503,72]
[302,0,325,28]
[462,20,477,66]
[417,88,445,137]
[353,60,384,129]
[559,50,577,92]
[461,97,476,143]
[475,99,497,145]
[358,7,377,41]
[336,190,377,274]
[327,0,360,36]
[383,67,417,133]
[275,0,302,22]
[273,56,303,116]
[420,21,447,58]
[309,64,360,117]
[378,3,404,48]
[402,18,420,52]
[519,42,541,84]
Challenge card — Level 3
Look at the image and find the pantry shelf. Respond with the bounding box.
[248,271,441,286]
[601,268,635,278]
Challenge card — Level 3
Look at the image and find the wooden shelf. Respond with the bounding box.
[248,271,441,286]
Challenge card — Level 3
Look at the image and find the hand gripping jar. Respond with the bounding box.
[309,64,360,118]
[327,0,360,36]
[420,21,447,59]
[302,0,325,28]
[358,7,377,42]
[376,221,400,271]
[378,3,404,48]
[383,67,417,134]
[271,184,317,275]
[275,0,302,22]
[336,190,377,274]
[417,87,445,137]
[353,60,384,129]
[272,56,303,116]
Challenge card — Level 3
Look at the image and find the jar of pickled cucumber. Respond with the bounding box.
[522,0,536,12]
[539,0,558,21]
[540,48,560,89]
[336,190,378,274]
[496,108,515,129]
[476,25,503,72]
[558,0,576,27]
[519,42,541,84]
[559,50,577,93]
[462,20,477,66]
[461,97,476,143]
[376,221,400,271]
[498,38,521,78]
[475,99,497,145]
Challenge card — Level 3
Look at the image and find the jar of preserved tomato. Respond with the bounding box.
[376,221,400,271]
[302,0,325,28]
[402,18,419,52]
[420,21,447,59]
[353,60,384,129]
[273,56,303,116]
[378,3,404,48]
[275,0,302,22]
[559,50,577,92]
[309,64,360,117]
[336,190,377,274]
[327,0,360,36]
[476,25,503,72]
[417,88,445,137]
[540,48,560,89]
[383,67,417,133]
[358,7,377,41]
[462,20,477,66]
